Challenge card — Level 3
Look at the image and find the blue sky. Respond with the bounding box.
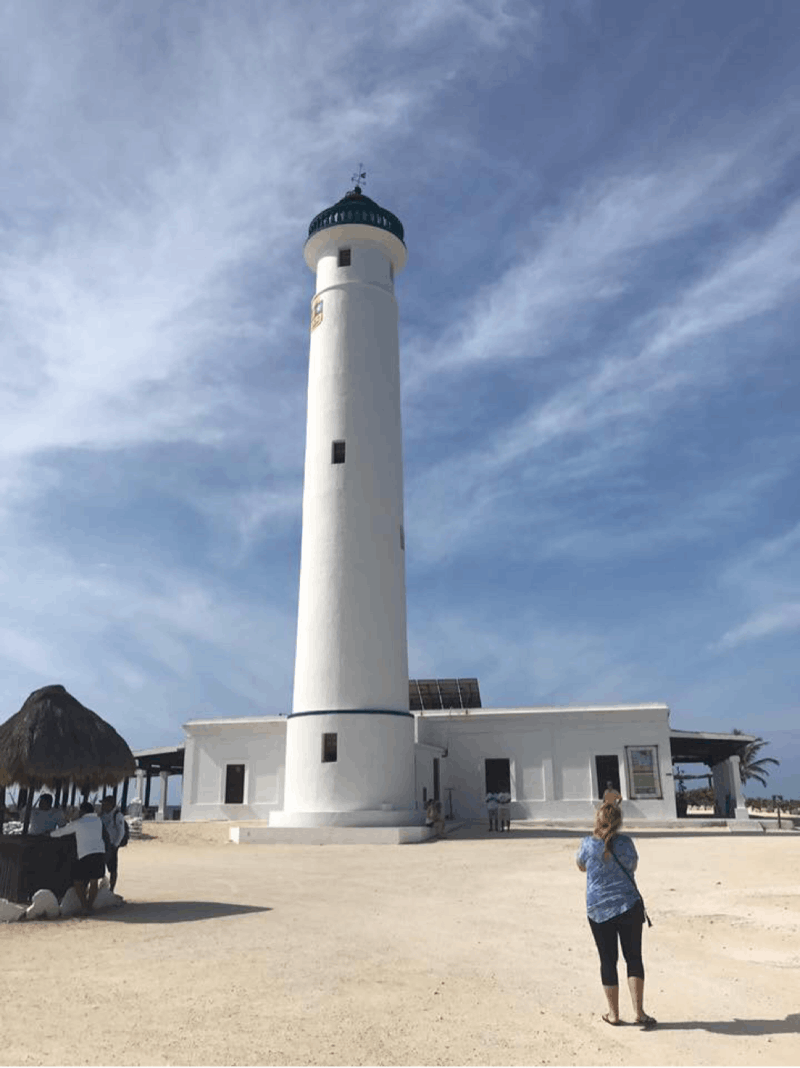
[1,1,797,798]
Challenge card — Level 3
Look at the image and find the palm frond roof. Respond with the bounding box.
[0,684,136,790]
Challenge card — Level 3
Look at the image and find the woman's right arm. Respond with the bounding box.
[621,836,638,872]
[576,839,588,872]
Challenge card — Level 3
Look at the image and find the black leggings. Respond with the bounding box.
[588,901,645,986]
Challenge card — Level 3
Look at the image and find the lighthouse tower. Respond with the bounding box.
[270,184,419,828]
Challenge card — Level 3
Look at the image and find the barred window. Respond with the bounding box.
[322,733,338,763]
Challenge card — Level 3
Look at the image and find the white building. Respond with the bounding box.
[179,696,750,824]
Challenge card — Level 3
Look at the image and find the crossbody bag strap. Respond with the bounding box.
[609,838,652,927]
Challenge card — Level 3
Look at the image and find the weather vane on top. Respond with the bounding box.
[351,163,367,190]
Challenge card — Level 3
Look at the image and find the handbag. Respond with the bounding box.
[609,839,653,927]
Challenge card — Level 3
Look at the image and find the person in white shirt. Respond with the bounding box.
[497,791,511,832]
[51,800,106,912]
[29,794,66,835]
[100,797,126,891]
[486,793,499,832]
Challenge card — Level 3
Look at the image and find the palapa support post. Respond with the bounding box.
[120,777,130,812]
[0,785,5,835]
[21,788,36,836]
[70,783,77,807]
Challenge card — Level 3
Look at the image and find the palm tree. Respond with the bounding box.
[732,729,780,787]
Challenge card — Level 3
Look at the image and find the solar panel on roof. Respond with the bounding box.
[408,678,481,710]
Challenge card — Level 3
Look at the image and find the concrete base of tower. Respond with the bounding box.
[268,807,424,829]
[231,823,447,845]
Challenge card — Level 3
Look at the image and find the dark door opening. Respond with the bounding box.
[225,764,245,804]
[433,758,440,801]
[485,758,510,795]
[595,755,620,799]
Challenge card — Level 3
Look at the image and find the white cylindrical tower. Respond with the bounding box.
[270,185,419,828]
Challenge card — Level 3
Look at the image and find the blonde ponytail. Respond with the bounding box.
[594,801,623,860]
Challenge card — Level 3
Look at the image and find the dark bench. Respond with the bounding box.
[0,834,78,905]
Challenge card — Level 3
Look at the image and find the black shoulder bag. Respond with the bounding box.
[609,839,653,927]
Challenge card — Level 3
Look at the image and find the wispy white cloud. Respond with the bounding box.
[647,200,800,358]
[710,521,800,653]
[0,539,297,739]
[390,0,539,49]
[407,608,640,707]
[404,126,795,394]
[405,163,800,565]
[714,602,800,651]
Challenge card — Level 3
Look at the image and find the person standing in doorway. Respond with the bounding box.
[485,792,499,832]
[497,792,511,831]
[51,800,106,913]
[576,802,656,1029]
[100,796,126,892]
[602,781,622,806]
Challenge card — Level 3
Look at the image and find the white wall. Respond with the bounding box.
[181,718,287,822]
[417,705,677,821]
[279,711,416,816]
[182,705,679,823]
[414,741,446,810]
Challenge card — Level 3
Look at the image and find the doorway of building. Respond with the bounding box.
[595,755,620,799]
[224,763,245,804]
[485,758,511,795]
[433,758,440,801]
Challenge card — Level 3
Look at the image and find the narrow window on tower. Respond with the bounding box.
[338,248,351,267]
[400,524,405,550]
[322,733,338,763]
[389,261,394,282]
[331,440,346,464]
[310,298,323,332]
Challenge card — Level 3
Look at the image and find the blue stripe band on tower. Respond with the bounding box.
[288,709,414,720]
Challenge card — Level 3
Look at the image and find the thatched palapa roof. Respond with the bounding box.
[0,684,136,790]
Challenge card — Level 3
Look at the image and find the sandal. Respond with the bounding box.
[637,1014,657,1029]
[602,1013,622,1026]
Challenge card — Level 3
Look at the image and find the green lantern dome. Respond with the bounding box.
[307,186,405,245]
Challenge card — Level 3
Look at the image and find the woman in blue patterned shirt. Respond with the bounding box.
[576,802,657,1028]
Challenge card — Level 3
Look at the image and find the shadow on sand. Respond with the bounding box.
[91,901,271,924]
[653,1014,800,1036]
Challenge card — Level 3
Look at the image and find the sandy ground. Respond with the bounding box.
[2,820,799,1067]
